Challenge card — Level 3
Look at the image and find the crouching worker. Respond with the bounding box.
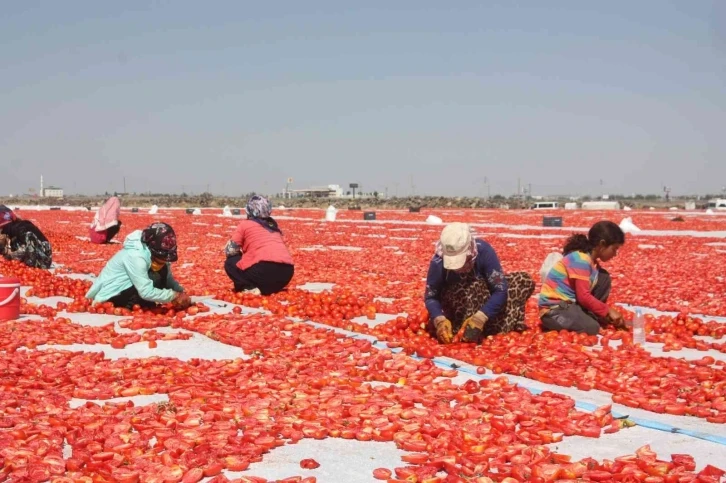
[425,222,535,344]
[0,205,53,269]
[86,222,191,310]
[224,195,294,295]
[89,196,122,244]
[538,220,626,335]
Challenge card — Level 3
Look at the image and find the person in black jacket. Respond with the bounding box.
[0,205,53,269]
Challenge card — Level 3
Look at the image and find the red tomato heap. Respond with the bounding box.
[1,208,724,480]
[0,312,721,481]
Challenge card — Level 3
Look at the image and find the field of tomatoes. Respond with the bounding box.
[12,209,726,315]
[0,208,724,481]
[283,208,726,233]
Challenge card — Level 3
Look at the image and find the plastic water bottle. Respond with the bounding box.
[632,309,646,345]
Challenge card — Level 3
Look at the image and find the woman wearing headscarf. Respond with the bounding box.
[424,222,535,344]
[224,195,294,295]
[86,222,191,310]
[89,197,122,244]
[0,205,53,269]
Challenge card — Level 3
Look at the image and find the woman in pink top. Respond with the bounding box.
[89,197,122,244]
[224,195,294,295]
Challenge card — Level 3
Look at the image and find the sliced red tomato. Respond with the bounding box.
[300,458,320,469]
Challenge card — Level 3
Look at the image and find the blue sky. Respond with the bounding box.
[1,1,725,197]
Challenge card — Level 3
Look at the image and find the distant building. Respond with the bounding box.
[286,184,344,198]
[43,186,64,198]
[581,201,621,210]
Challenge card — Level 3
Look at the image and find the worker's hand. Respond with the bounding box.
[224,240,241,258]
[607,307,625,328]
[461,311,488,343]
[172,292,192,310]
[0,234,8,251]
[433,316,453,344]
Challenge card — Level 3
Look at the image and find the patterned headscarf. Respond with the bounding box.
[141,222,178,262]
[434,225,479,269]
[0,205,18,228]
[245,195,272,219]
[245,195,282,234]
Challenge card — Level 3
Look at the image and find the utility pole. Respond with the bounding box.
[123,177,127,194]
[517,177,521,197]
[410,174,415,196]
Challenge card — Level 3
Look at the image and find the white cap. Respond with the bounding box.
[440,222,472,270]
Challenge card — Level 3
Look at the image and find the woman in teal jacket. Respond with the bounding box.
[86,222,191,310]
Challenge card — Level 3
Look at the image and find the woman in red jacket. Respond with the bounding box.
[224,196,294,295]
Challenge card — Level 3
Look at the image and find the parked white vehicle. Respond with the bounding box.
[531,201,559,210]
[707,199,726,211]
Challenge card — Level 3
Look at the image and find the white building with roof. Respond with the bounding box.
[43,186,64,198]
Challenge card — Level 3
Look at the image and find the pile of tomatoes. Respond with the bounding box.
[8,209,726,317]
[214,288,381,322]
[0,316,192,353]
[287,208,726,233]
[373,318,726,424]
[4,214,726,427]
[20,299,58,318]
[644,312,726,353]
[1,208,725,480]
[1,312,723,482]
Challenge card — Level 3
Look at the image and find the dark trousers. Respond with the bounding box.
[224,255,294,295]
[90,221,122,244]
[105,222,122,243]
[108,265,169,309]
[540,268,611,335]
